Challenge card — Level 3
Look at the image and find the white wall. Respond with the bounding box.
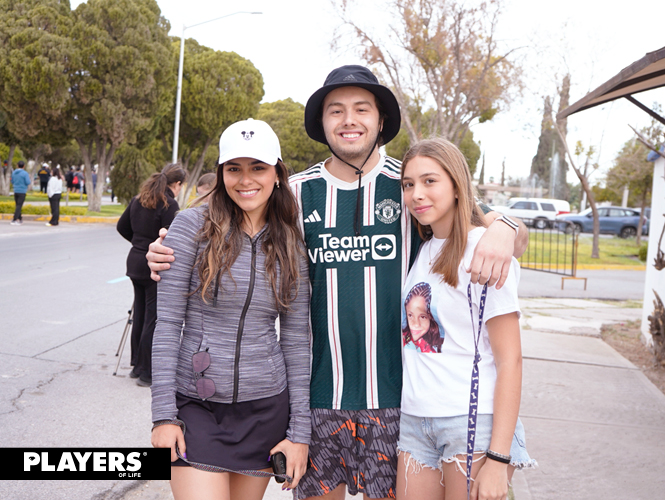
[641,155,665,346]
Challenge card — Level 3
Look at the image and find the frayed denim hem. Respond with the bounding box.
[397,447,444,495]
[397,447,442,473]
[511,458,538,471]
[439,451,486,478]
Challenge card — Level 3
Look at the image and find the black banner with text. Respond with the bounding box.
[1,448,171,480]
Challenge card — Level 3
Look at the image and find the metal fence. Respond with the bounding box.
[518,219,585,288]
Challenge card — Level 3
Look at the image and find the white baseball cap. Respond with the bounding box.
[218,118,282,166]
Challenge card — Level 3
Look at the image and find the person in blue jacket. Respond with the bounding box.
[11,161,31,225]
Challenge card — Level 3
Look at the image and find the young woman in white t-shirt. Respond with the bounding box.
[396,138,535,500]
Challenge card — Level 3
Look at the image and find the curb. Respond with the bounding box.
[0,213,119,224]
[520,262,646,271]
[575,264,646,270]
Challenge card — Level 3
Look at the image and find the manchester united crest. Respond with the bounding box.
[375,199,401,224]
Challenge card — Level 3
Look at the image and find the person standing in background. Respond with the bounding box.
[11,161,31,226]
[46,168,63,227]
[196,172,216,198]
[117,163,187,387]
[38,164,50,194]
[75,167,84,194]
[66,167,75,192]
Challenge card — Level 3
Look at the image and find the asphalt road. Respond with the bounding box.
[518,268,646,300]
[0,221,144,500]
[0,221,649,499]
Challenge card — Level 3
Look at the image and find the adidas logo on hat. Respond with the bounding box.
[342,74,356,82]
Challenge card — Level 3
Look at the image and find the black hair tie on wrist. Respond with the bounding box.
[485,449,511,464]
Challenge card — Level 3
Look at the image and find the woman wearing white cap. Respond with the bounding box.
[150,119,311,499]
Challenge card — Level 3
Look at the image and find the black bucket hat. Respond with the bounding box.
[304,65,401,146]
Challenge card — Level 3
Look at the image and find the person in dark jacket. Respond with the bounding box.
[38,164,50,193]
[65,167,75,192]
[117,163,187,387]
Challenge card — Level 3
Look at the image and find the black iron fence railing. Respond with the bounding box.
[518,219,586,289]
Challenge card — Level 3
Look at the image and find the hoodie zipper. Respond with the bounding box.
[232,235,257,403]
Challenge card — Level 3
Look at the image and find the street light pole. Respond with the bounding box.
[171,11,262,164]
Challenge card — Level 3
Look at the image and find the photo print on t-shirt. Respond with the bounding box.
[402,282,445,353]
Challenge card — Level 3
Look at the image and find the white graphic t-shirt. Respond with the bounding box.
[400,227,521,417]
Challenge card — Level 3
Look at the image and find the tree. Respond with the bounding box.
[383,103,482,172]
[257,99,329,173]
[0,0,75,194]
[332,0,522,147]
[45,139,84,171]
[459,130,481,176]
[606,133,657,245]
[557,130,601,258]
[0,0,175,211]
[0,110,22,195]
[67,0,175,212]
[172,40,264,203]
[530,96,554,188]
[385,127,410,162]
[530,74,570,200]
[110,143,161,205]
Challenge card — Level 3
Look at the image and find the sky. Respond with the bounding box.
[70,0,665,189]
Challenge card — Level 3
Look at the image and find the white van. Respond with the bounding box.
[492,197,571,229]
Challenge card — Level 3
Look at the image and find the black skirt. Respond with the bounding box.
[172,390,289,471]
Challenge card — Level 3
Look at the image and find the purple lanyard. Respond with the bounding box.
[465,283,488,499]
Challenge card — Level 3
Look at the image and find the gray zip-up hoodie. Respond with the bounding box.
[151,206,311,445]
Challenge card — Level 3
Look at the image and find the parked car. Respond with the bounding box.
[556,206,649,238]
[492,197,571,229]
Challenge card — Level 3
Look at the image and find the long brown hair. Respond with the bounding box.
[196,159,304,311]
[401,138,486,288]
[138,163,187,209]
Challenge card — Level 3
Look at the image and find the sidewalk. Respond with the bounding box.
[511,298,665,500]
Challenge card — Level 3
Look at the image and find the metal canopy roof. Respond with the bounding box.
[557,46,665,123]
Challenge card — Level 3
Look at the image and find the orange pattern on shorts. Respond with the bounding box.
[331,419,356,437]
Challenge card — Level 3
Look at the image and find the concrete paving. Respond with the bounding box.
[511,298,665,500]
[1,222,664,499]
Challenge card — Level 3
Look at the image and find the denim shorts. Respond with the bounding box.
[397,413,536,471]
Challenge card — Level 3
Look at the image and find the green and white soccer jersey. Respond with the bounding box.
[290,154,417,411]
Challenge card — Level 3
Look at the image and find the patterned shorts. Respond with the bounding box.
[295,407,401,499]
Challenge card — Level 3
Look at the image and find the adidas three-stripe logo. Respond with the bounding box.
[304,210,322,223]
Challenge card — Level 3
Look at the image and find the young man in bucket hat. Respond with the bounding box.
[289,65,527,500]
[146,65,527,499]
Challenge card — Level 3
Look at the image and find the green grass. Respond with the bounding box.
[1,200,125,217]
[85,204,126,217]
[0,193,88,202]
[520,231,645,269]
